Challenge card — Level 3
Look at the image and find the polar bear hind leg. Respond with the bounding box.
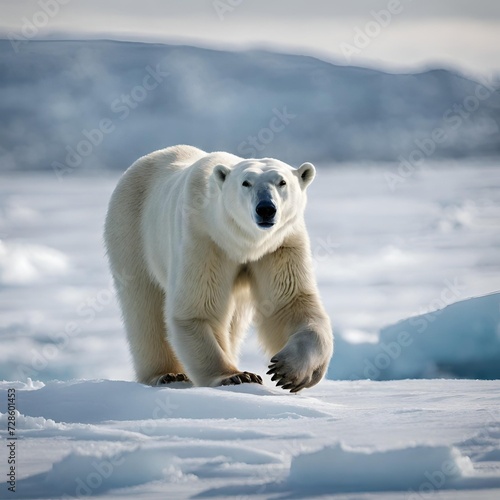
[105,165,189,387]
[115,273,189,386]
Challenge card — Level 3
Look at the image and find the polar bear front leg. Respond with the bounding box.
[167,242,262,387]
[251,240,334,392]
[169,316,253,387]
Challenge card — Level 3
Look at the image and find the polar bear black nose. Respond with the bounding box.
[256,201,277,220]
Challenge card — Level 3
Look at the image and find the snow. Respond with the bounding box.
[288,443,473,493]
[1,160,500,497]
[1,379,500,498]
[330,291,500,380]
[0,239,68,285]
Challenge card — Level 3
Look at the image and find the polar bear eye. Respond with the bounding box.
[242,180,251,187]
[278,180,287,187]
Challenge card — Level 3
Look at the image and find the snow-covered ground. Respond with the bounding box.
[1,159,500,497]
[1,379,500,498]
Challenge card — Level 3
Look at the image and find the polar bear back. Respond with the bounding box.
[121,145,240,286]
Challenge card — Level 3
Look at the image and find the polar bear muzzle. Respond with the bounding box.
[255,199,277,228]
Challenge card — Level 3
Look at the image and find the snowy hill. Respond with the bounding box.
[0,38,499,172]
[1,378,500,498]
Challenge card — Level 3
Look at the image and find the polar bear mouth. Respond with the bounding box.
[257,221,275,229]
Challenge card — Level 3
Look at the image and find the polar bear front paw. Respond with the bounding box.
[154,373,191,385]
[267,355,326,393]
[220,371,263,386]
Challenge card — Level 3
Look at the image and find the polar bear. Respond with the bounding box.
[104,145,333,392]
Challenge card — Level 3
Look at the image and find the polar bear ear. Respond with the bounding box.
[213,164,231,189]
[295,162,316,189]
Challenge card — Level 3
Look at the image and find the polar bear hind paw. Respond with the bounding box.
[220,371,263,386]
[155,373,191,385]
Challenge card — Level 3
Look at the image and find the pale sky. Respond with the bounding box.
[1,0,500,77]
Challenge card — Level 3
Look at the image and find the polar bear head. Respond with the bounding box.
[213,159,316,235]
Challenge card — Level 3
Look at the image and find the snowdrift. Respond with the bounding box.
[288,443,473,493]
[329,292,500,381]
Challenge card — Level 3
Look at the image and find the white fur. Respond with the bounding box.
[104,145,333,390]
